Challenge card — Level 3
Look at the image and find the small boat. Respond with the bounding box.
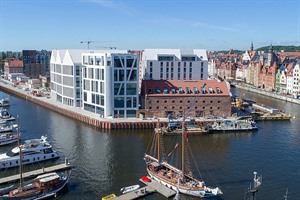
[0,170,70,199]
[0,109,11,119]
[0,98,10,107]
[120,184,140,194]
[162,119,209,135]
[208,116,258,132]
[141,176,151,183]
[0,132,18,146]
[101,193,116,200]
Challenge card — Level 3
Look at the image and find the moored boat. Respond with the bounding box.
[0,98,10,107]
[0,135,60,169]
[0,120,70,199]
[0,132,18,146]
[162,119,209,135]
[208,116,258,132]
[0,109,11,119]
[144,118,223,198]
[120,184,140,194]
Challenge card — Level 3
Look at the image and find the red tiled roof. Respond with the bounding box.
[141,80,230,96]
[8,60,23,68]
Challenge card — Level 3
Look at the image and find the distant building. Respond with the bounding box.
[4,60,23,77]
[23,50,51,78]
[82,51,139,118]
[141,49,208,81]
[140,79,231,118]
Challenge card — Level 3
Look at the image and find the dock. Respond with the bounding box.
[0,161,72,184]
[110,177,176,200]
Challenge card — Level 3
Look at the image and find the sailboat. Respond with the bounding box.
[144,118,223,198]
[0,117,71,199]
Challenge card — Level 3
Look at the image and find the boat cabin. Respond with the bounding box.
[36,173,60,189]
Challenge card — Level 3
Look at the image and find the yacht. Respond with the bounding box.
[0,109,11,119]
[0,98,10,107]
[0,136,60,169]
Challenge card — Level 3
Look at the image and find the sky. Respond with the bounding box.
[1,0,300,51]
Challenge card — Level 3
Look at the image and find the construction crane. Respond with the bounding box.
[80,40,118,49]
[80,40,94,49]
[95,46,117,49]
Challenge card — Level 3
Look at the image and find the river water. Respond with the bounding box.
[0,88,299,200]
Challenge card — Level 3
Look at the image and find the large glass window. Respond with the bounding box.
[126,83,136,95]
[114,97,124,108]
[126,59,134,68]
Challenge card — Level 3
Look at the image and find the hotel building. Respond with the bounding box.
[141,49,208,81]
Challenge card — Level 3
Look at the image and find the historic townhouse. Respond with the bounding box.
[292,63,300,98]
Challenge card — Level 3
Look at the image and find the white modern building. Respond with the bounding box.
[141,49,208,81]
[82,51,139,118]
[50,49,91,107]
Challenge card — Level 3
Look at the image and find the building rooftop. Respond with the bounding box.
[142,49,208,61]
[141,80,230,96]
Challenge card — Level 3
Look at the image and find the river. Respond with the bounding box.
[0,87,299,200]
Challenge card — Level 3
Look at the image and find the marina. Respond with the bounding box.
[0,87,298,199]
[108,177,177,200]
[0,161,72,185]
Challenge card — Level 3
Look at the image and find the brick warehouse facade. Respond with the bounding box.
[140,80,231,118]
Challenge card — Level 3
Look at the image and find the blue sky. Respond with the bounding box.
[1,0,300,51]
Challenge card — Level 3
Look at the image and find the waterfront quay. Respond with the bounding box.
[231,82,300,105]
[0,81,211,130]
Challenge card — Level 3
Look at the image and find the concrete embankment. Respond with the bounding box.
[232,84,300,105]
[0,82,166,130]
[0,81,215,130]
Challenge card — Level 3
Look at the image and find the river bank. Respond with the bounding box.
[0,80,213,130]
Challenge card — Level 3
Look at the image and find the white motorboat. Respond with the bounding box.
[0,132,18,146]
[0,109,11,119]
[0,136,60,169]
[120,184,140,194]
[0,98,10,107]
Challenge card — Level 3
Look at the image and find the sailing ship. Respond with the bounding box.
[144,119,223,198]
[0,119,70,199]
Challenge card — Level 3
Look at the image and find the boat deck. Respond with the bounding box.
[111,177,176,200]
[0,161,72,184]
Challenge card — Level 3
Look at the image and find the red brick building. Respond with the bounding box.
[140,80,231,118]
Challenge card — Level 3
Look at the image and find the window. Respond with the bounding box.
[150,61,153,67]
[148,88,152,94]
[178,87,183,94]
[186,87,191,94]
[171,88,176,94]
[155,87,161,94]
[194,87,198,94]
[163,87,168,94]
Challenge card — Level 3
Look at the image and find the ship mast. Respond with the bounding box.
[157,119,160,163]
[181,110,185,182]
[17,116,23,187]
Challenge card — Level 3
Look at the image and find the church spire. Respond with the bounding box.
[250,41,254,51]
[269,43,273,53]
